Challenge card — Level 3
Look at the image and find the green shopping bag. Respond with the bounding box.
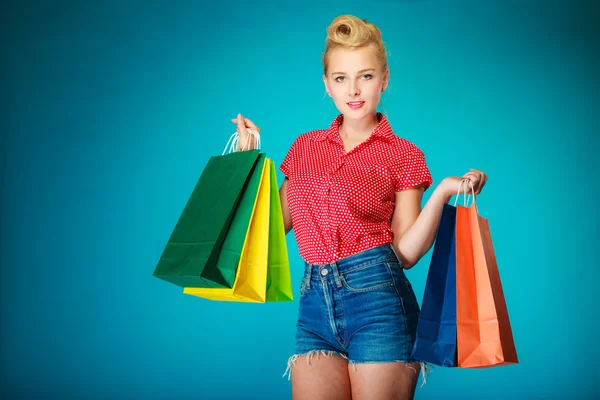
[153,149,262,288]
[214,153,267,288]
[184,159,294,303]
[265,160,293,302]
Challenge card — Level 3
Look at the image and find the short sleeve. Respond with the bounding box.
[279,138,298,179]
[391,148,433,192]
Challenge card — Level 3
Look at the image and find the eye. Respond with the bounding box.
[362,74,373,80]
[335,76,345,82]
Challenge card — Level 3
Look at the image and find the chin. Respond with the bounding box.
[343,108,375,119]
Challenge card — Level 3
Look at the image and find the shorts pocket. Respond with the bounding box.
[341,262,394,292]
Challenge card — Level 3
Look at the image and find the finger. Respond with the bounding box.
[475,174,485,194]
[468,169,486,191]
[242,118,260,132]
[465,171,483,181]
[470,173,483,194]
[232,116,259,131]
[462,172,478,184]
[464,174,480,194]
[479,174,488,192]
[467,169,482,184]
[237,114,248,135]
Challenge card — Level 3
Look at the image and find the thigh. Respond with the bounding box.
[348,362,421,400]
[291,351,352,400]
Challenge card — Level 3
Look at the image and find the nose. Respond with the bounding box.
[349,81,360,97]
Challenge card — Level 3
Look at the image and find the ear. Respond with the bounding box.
[382,68,390,91]
[322,74,329,95]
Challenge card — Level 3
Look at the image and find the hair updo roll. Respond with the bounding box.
[322,15,388,74]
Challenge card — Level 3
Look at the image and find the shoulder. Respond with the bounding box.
[386,136,427,163]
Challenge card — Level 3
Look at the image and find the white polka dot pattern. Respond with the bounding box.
[280,113,433,264]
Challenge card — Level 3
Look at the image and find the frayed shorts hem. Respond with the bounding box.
[282,349,348,380]
[282,350,432,387]
[347,358,420,364]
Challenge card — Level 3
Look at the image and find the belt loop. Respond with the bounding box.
[332,262,342,288]
[306,263,312,289]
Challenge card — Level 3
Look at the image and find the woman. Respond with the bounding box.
[231,14,487,400]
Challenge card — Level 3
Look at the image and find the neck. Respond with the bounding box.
[339,113,380,140]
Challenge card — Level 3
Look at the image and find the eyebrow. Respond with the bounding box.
[331,68,376,75]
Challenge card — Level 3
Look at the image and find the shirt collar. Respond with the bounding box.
[313,112,396,142]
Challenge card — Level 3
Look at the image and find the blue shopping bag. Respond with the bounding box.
[411,203,458,367]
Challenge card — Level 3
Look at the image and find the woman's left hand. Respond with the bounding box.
[461,168,487,194]
[441,169,488,198]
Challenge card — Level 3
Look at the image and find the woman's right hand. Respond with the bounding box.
[230,113,260,151]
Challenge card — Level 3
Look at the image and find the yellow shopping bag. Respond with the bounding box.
[183,157,270,302]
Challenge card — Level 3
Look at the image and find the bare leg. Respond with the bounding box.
[287,350,352,400]
[348,361,421,400]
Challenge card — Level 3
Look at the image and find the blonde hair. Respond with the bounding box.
[322,15,388,75]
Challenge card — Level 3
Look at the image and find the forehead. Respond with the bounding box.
[328,46,381,73]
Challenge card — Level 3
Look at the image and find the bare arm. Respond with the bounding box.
[391,172,488,269]
[280,178,293,234]
[391,180,452,269]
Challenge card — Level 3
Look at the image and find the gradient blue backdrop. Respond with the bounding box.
[2,0,599,398]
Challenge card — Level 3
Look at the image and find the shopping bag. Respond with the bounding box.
[183,157,271,302]
[411,203,458,367]
[265,160,293,302]
[456,182,518,368]
[479,215,518,365]
[153,149,262,288]
[212,153,268,288]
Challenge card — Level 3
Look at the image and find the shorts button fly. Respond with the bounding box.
[321,269,329,276]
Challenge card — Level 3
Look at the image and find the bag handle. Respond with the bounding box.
[453,178,476,207]
[222,129,261,155]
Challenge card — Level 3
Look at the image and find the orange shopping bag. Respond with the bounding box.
[455,180,518,368]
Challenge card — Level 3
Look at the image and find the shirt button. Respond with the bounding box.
[321,269,329,276]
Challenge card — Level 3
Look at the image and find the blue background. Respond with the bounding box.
[2,0,599,398]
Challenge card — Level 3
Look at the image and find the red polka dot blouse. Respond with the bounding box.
[279,113,433,265]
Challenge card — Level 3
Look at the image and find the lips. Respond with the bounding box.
[347,101,365,109]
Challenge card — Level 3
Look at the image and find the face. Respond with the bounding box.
[323,45,388,121]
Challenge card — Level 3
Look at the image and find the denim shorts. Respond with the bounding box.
[286,244,424,373]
